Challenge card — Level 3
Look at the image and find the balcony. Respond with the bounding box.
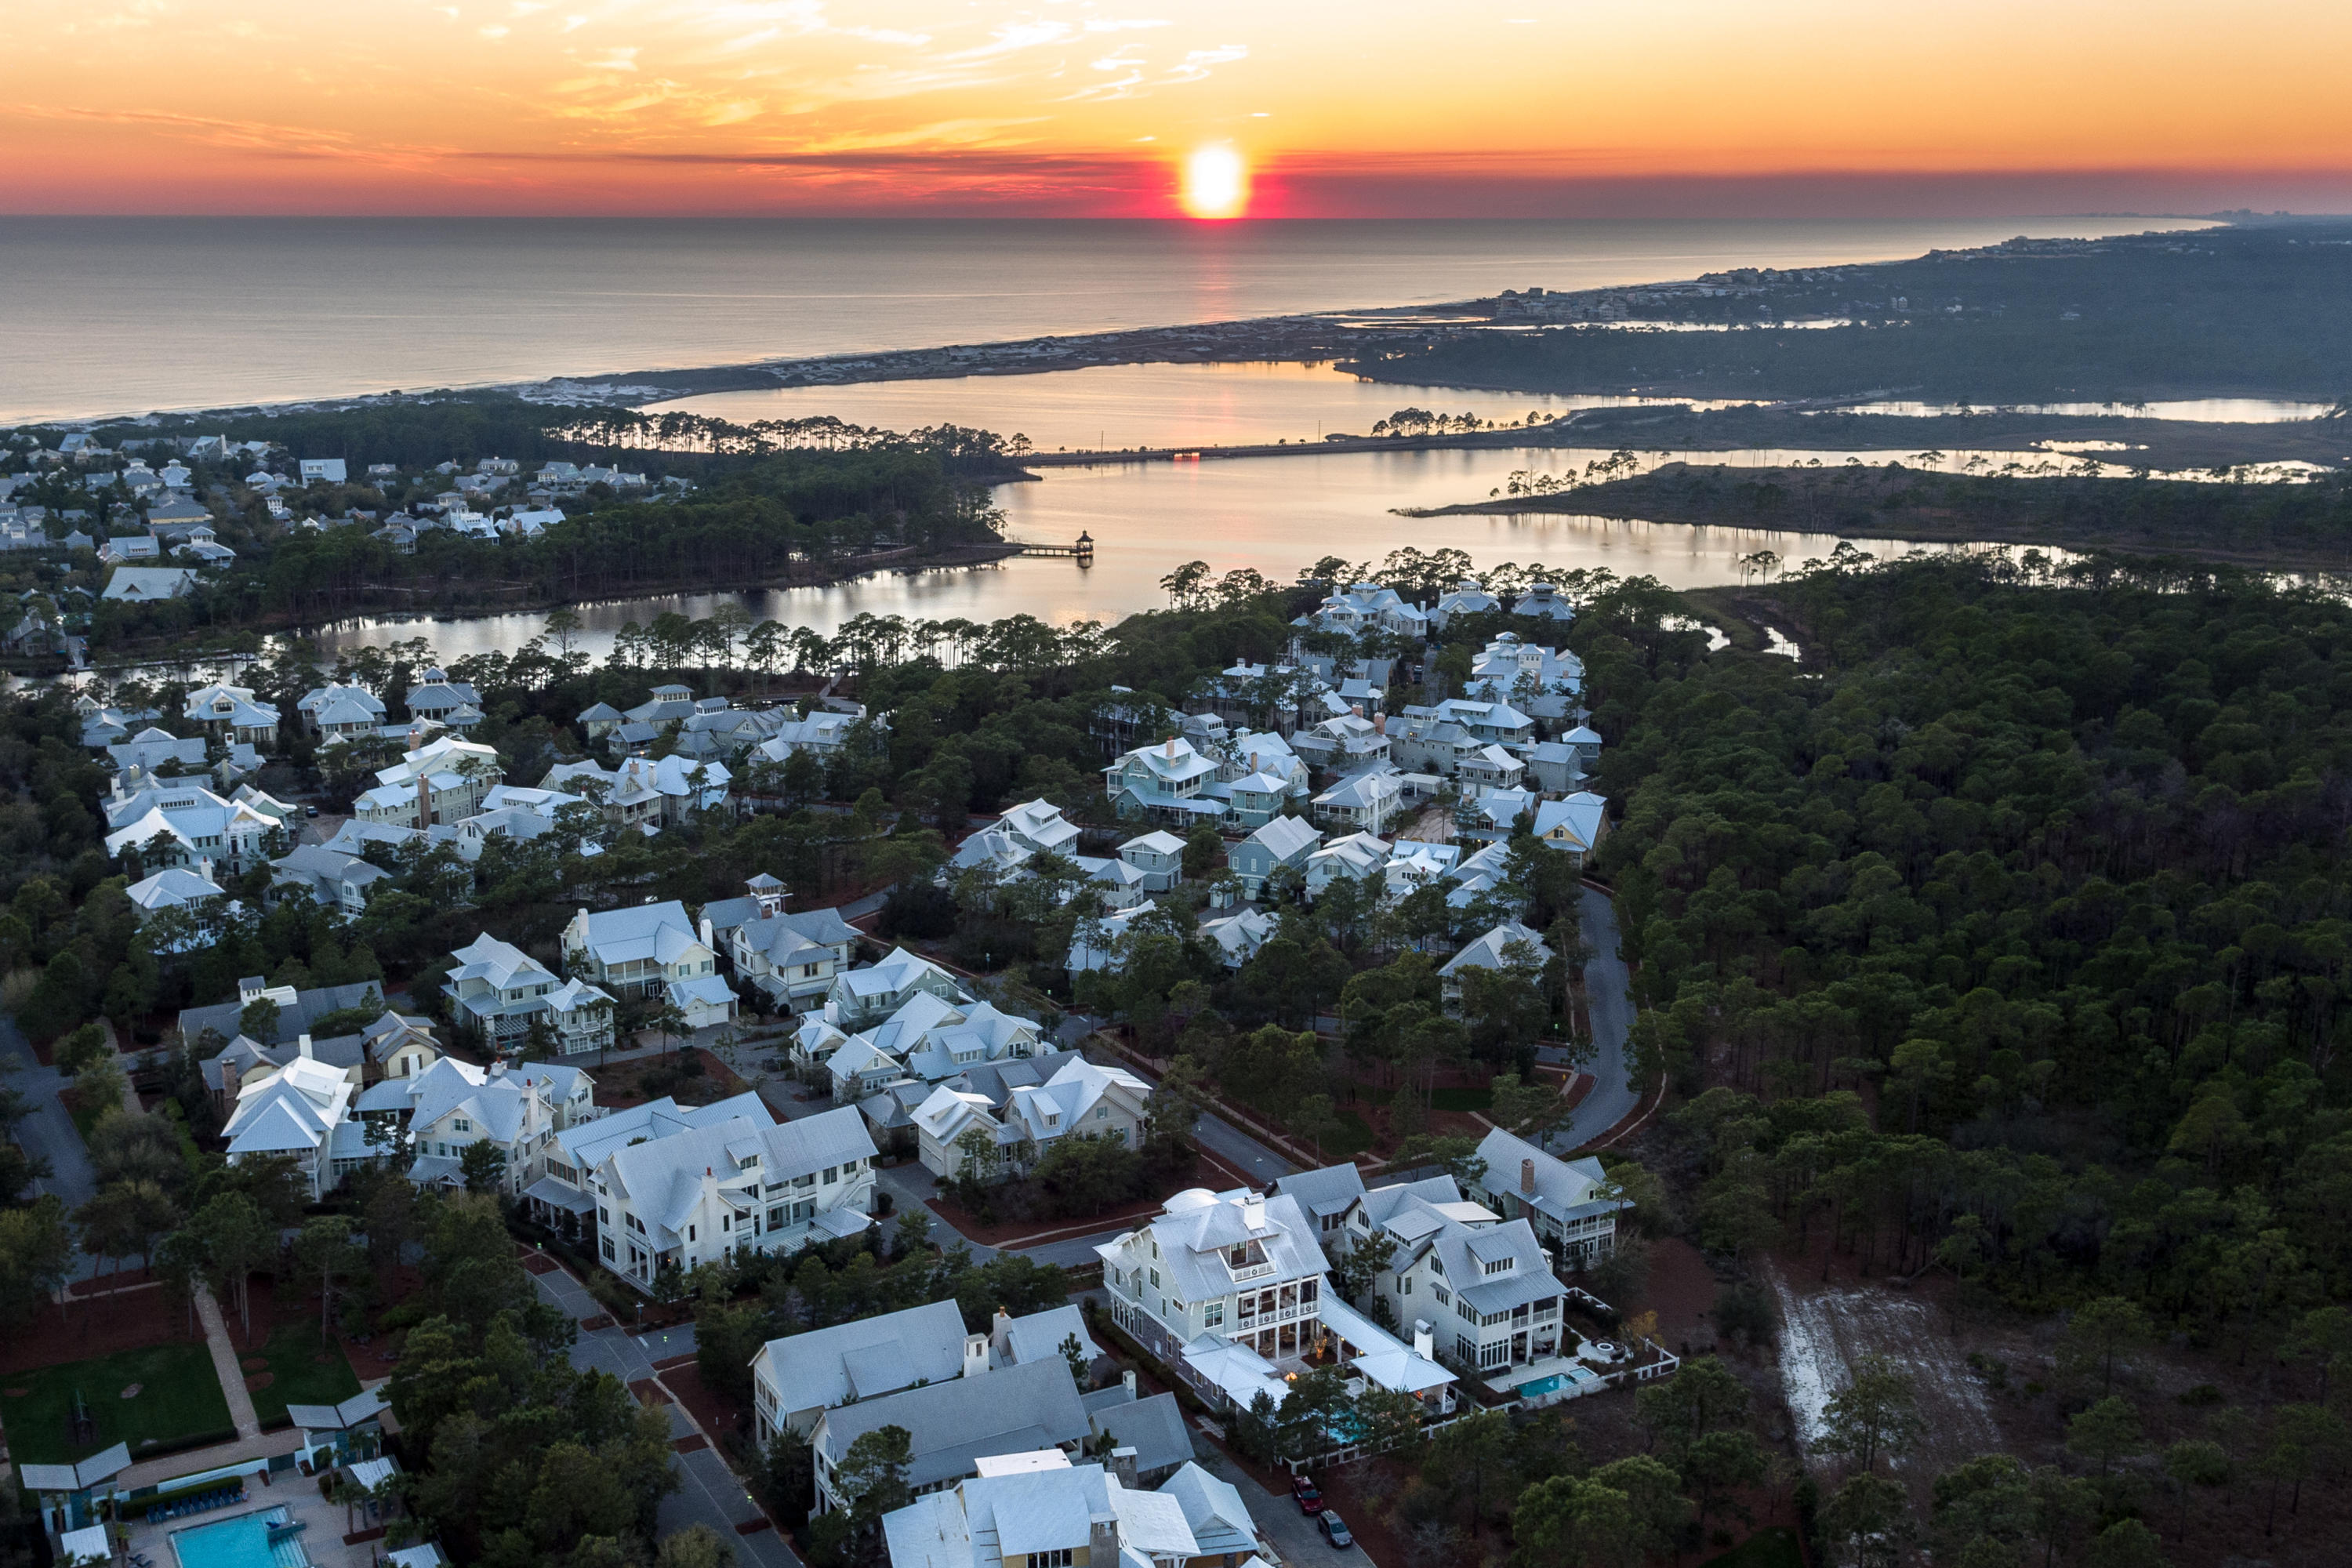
[1228,1260,1276,1283]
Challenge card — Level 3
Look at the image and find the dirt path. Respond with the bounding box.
[1766,1266,2000,1474]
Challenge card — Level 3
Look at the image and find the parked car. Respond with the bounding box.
[303,804,319,817]
[1291,1475,1323,1514]
[1319,1512,1353,1548]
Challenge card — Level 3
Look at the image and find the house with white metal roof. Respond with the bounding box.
[1430,577,1501,629]
[298,682,389,739]
[826,945,971,1029]
[1512,582,1577,621]
[1116,829,1186,892]
[911,1055,1149,1181]
[880,1449,1221,1568]
[352,735,502,829]
[1300,581,1429,640]
[1361,1178,1571,1380]
[1311,768,1403,834]
[224,1054,365,1200]
[731,905,861,1011]
[1225,815,1319,900]
[561,899,717,1000]
[1196,906,1276,969]
[445,932,617,1055]
[753,1298,973,1442]
[1439,921,1552,1013]
[1302,829,1391,898]
[523,1088,766,1230]
[1464,1127,1629,1268]
[1529,791,1610,865]
[594,1104,877,1290]
[182,683,281,750]
[1098,1189,1329,1410]
[1102,735,1226,825]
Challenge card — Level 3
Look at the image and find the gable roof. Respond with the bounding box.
[813,1358,1089,1491]
[752,1298,969,1415]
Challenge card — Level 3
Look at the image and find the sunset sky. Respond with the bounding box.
[10,0,2352,216]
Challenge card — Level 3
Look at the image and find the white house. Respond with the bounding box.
[183,684,280,750]
[810,1358,1090,1515]
[1529,792,1610,866]
[1362,1179,1572,1381]
[751,1298,971,1442]
[1513,582,1577,622]
[522,1089,766,1233]
[353,735,503,829]
[1430,578,1501,629]
[223,1054,364,1200]
[593,1105,877,1290]
[911,1056,1150,1182]
[1098,1189,1329,1411]
[561,900,718,1000]
[1463,1127,1630,1270]
[1300,581,1429,640]
[731,907,862,1012]
[1303,830,1391,898]
[996,798,1083,856]
[395,1057,575,1196]
[125,863,230,948]
[826,946,971,1030]
[298,683,389,739]
[880,1451,1221,1568]
[444,933,617,1056]
[1311,768,1403,834]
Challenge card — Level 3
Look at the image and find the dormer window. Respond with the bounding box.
[1483,1257,1514,1276]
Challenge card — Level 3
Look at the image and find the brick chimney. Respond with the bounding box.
[1522,1157,1536,1195]
[1109,1447,1138,1489]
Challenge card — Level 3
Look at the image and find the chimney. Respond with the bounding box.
[296,1033,313,1060]
[963,1332,991,1378]
[699,915,715,950]
[1164,737,1176,757]
[1414,1319,1435,1362]
[198,856,216,886]
[1089,1513,1121,1568]
[992,1305,1014,1349]
[1122,1369,1138,1400]
[1109,1447,1138,1489]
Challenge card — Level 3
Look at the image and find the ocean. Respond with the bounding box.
[0,215,2205,425]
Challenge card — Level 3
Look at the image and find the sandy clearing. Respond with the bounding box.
[1767,1265,2002,1473]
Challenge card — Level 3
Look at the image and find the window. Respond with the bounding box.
[1202,1301,1224,1327]
[768,1207,786,1229]
[1036,1552,1074,1568]
[1149,1269,1160,1289]
[598,1207,610,1225]
[822,1167,837,1184]
[1433,1286,1451,1308]
[601,1237,615,1260]
[453,1118,471,1133]
[720,1215,730,1232]
[1402,1277,1414,1295]
[1483,1258,1514,1276]
[1455,1334,1478,1363]
[688,1225,696,1242]
[1479,1341,1512,1370]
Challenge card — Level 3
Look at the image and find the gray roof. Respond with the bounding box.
[18,1443,131,1493]
[180,980,384,1047]
[755,1298,969,1415]
[1433,1215,1563,1315]
[1086,1390,1193,1477]
[1130,1190,1328,1306]
[814,1359,1088,1491]
[996,1304,1102,1370]
[1269,1163,1367,1221]
[1469,1127,1627,1225]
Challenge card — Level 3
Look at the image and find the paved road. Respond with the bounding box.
[1540,884,1642,1155]
[530,1264,804,1567]
[2,1013,103,1280]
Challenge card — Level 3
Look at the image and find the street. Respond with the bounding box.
[1541,883,1642,1154]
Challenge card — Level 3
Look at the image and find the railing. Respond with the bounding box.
[1229,1261,1276,1282]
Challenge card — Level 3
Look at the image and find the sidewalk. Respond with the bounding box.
[193,1282,263,1440]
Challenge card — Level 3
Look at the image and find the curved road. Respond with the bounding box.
[1539,883,1642,1155]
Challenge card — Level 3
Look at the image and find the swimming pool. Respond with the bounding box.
[1518,1374,1568,1398]
[169,1506,310,1568]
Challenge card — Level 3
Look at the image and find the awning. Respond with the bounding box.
[19,1443,130,1493]
[813,1207,876,1239]
[521,1176,596,1214]
[59,1526,111,1566]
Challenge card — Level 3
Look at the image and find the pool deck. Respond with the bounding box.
[1488,1351,1609,1397]
[127,1486,372,1568]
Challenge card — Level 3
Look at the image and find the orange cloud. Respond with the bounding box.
[2,1,2349,215]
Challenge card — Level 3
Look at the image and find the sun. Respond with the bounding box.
[1181,145,1250,220]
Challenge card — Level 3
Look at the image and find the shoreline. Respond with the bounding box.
[77,539,1029,670]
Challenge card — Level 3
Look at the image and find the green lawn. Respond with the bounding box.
[0,1342,233,1467]
[245,1323,362,1428]
[1306,1110,1376,1161]
[1700,1526,1805,1568]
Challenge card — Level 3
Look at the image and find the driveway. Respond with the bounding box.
[1198,1450,1374,1568]
[1540,883,1642,1155]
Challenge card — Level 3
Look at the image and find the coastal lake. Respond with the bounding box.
[648,361,1742,453]
[309,443,2038,666]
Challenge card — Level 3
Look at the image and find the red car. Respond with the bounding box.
[1291,1475,1323,1515]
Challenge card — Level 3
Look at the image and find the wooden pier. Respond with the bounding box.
[1013,531,1095,561]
